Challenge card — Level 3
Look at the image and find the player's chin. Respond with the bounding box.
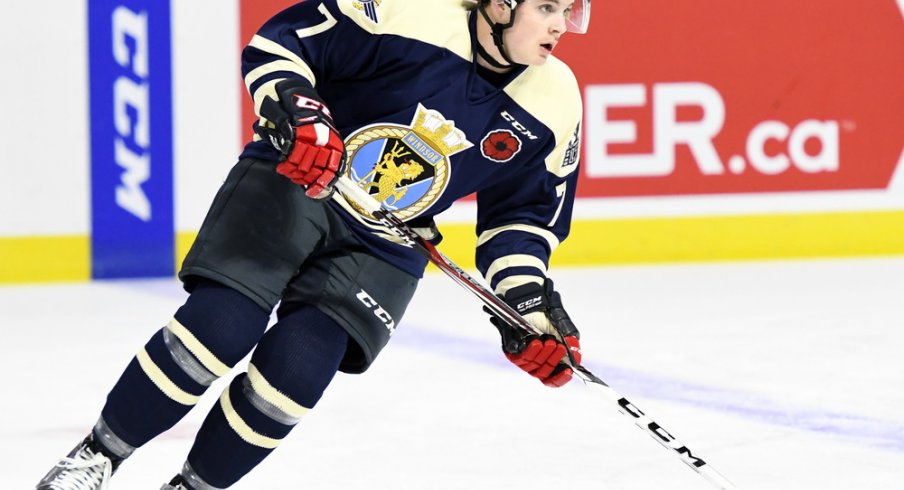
[523,53,551,66]
[533,46,554,64]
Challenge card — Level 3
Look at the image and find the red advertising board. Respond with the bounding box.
[555,0,904,197]
[239,0,904,198]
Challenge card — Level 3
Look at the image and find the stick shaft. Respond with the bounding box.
[335,176,738,489]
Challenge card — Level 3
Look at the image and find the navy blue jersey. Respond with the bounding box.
[240,0,582,295]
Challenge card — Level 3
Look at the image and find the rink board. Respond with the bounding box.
[1,0,902,283]
[4,210,904,282]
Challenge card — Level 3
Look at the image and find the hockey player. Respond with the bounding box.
[36,0,590,488]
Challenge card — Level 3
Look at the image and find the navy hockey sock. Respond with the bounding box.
[99,281,269,450]
[185,305,348,488]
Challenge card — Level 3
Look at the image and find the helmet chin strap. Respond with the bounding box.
[476,2,522,70]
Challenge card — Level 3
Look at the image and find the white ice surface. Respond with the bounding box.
[3,258,903,489]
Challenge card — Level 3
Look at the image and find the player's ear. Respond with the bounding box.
[491,0,509,14]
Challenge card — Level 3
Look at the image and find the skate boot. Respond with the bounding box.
[36,435,121,490]
[161,462,223,490]
[160,475,194,490]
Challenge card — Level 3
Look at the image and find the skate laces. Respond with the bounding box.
[47,447,112,490]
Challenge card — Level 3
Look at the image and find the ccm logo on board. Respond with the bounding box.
[112,6,152,221]
[585,82,839,178]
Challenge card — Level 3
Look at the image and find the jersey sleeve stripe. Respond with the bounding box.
[495,275,545,296]
[477,224,561,252]
[247,34,317,86]
[484,254,547,287]
[244,60,315,95]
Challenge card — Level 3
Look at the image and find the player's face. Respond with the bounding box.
[506,0,571,65]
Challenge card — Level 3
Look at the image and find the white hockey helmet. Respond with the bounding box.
[499,0,591,34]
[475,0,591,68]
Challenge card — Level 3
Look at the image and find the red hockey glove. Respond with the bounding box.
[254,79,346,199]
[488,279,582,387]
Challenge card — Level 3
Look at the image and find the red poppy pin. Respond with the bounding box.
[480,129,522,163]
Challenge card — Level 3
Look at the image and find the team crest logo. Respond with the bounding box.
[481,129,522,163]
[344,104,472,220]
[352,0,382,24]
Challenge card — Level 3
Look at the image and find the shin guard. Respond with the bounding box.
[100,281,269,450]
[185,305,348,487]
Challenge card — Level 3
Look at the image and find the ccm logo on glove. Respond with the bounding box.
[516,295,544,312]
[487,279,582,388]
[290,94,332,122]
[254,79,347,200]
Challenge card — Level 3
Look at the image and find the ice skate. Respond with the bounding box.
[160,463,222,490]
[160,475,193,490]
[36,435,120,490]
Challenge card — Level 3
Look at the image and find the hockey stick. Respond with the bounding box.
[335,176,738,490]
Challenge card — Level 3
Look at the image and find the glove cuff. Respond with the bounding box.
[504,278,580,341]
[274,79,336,129]
[274,77,315,93]
[502,281,548,316]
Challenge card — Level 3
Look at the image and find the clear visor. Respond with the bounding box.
[564,0,590,34]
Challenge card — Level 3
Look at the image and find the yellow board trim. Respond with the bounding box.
[176,230,196,271]
[3,211,904,283]
[431,210,904,270]
[0,235,89,283]
[562,211,904,265]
